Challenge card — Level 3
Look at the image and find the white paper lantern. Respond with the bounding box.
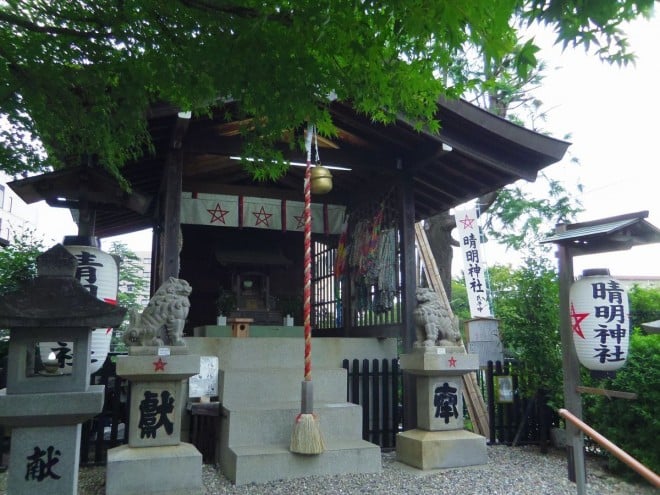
[569,269,630,374]
[39,237,119,374]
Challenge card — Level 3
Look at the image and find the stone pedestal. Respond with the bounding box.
[396,347,487,470]
[106,347,202,495]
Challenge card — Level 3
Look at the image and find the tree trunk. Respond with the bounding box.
[424,211,456,299]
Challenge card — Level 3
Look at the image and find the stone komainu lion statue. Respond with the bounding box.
[413,287,461,347]
[123,277,192,347]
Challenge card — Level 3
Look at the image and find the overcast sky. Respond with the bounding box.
[524,13,659,277]
[453,12,660,278]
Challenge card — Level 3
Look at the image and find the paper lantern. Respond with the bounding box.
[569,269,629,375]
[39,237,119,374]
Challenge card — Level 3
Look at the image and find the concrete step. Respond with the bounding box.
[213,338,308,369]
[220,401,364,447]
[221,438,382,486]
[219,368,346,407]
[190,337,395,370]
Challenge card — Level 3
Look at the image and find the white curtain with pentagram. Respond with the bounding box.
[181,192,345,234]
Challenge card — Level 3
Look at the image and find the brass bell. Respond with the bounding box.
[310,165,333,195]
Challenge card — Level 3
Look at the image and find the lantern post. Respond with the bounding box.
[555,228,586,494]
[543,211,660,495]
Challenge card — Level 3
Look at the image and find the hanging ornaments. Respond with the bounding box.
[569,268,630,377]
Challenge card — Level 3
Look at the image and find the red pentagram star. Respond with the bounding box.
[459,214,476,229]
[294,211,306,229]
[102,298,117,334]
[153,357,167,372]
[252,206,273,227]
[207,203,229,224]
[570,302,590,339]
[448,356,457,367]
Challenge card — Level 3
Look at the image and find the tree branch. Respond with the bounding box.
[476,191,498,213]
[178,0,293,25]
[0,10,102,39]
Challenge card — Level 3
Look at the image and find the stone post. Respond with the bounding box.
[396,347,488,469]
[105,277,202,495]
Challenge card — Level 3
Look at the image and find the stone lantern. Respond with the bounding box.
[0,244,125,495]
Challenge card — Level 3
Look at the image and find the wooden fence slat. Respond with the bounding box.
[392,358,401,446]
[371,359,380,447]
[381,359,392,449]
[361,359,370,441]
[487,361,496,444]
[343,357,402,449]
[351,359,360,405]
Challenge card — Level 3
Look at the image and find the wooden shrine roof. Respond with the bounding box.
[12,98,571,238]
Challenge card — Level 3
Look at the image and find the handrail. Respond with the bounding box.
[558,408,660,488]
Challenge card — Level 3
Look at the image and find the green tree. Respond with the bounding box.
[628,283,660,329]
[583,329,660,479]
[485,268,660,479]
[0,1,653,181]
[0,227,45,295]
[582,285,660,479]
[489,259,563,405]
[426,32,584,298]
[0,227,46,359]
[107,241,148,352]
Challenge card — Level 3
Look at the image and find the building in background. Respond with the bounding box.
[0,174,39,246]
[615,275,660,289]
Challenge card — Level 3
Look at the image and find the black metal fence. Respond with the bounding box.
[0,354,562,470]
[80,353,130,465]
[484,360,559,451]
[342,358,401,449]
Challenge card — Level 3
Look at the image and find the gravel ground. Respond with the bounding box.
[1,445,655,494]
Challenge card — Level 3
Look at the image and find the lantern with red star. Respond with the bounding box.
[39,236,119,374]
[569,269,630,377]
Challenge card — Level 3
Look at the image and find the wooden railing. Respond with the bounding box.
[558,408,660,488]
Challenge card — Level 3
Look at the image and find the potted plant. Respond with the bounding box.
[215,288,236,326]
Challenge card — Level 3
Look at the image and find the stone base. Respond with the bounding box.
[105,443,202,495]
[8,425,81,495]
[396,429,487,470]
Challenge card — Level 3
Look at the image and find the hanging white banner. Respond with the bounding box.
[181,192,345,235]
[454,207,492,317]
[243,196,282,230]
[181,192,239,227]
